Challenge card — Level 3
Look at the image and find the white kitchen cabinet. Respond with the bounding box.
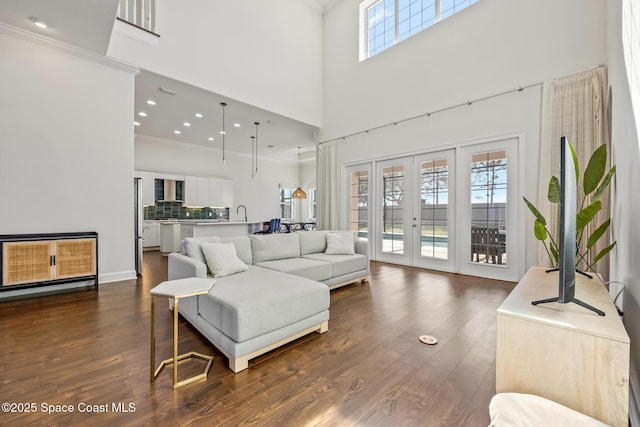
[185,176,210,207]
[209,178,234,207]
[137,171,157,206]
[221,178,233,207]
[209,178,222,207]
[142,221,159,247]
[160,223,181,253]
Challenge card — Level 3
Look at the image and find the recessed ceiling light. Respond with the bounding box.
[133,121,140,126]
[220,131,226,135]
[233,123,241,128]
[183,122,191,127]
[195,113,203,118]
[208,137,214,141]
[138,112,147,117]
[174,130,181,134]
[146,100,156,105]
[29,17,49,29]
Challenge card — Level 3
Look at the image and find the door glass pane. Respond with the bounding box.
[350,170,368,241]
[470,150,507,265]
[382,165,404,254]
[420,158,448,259]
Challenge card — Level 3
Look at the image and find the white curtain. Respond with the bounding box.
[540,67,610,275]
[316,141,340,230]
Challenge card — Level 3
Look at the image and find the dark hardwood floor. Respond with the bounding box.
[0,251,514,426]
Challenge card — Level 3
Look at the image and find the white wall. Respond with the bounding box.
[0,29,137,283]
[608,0,640,416]
[134,136,300,222]
[108,0,323,127]
[320,0,608,270]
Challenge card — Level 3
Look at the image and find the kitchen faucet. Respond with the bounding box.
[236,205,247,222]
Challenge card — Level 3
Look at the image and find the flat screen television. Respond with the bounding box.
[531,136,604,316]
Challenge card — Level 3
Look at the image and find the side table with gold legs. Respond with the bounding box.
[150,278,215,389]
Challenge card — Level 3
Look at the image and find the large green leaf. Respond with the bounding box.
[576,200,602,234]
[569,142,580,184]
[593,165,616,201]
[523,196,547,225]
[534,220,547,241]
[548,176,560,204]
[583,145,607,195]
[587,219,610,249]
[591,241,617,265]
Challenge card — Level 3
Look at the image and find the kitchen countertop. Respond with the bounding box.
[157,220,264,226]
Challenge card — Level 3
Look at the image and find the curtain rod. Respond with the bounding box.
[553,63,605,81]
[317,81,543,146]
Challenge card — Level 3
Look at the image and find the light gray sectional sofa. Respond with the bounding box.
[168,231,369,372]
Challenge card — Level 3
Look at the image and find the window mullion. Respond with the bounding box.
[435,0,441,23]
[394,0,399,45]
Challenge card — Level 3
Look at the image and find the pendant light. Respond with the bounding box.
[250,135,256,179]
[254,122,259,177]
[292,147,307,199]
[220,102,227,165]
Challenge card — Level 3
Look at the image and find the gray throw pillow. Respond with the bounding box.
[200,243,248,277]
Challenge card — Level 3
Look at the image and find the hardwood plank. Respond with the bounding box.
[0,252,514,426]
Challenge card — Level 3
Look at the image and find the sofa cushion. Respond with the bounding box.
[221,236,252,265]
[325,232,356,255]
[298,230,329,255]
[302,253,367,277]
[250,233,300,263]
[183,236,222,265]
[197,266,330,342]
[201,243,248,278]
[254,257,332,282]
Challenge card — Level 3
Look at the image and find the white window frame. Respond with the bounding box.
[308,186,317,220]
[359,0,479,61]
[279,184,295,220]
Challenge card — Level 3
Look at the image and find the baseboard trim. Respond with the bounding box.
[99,270,137,284]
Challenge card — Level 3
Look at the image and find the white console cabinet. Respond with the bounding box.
[496,266,630,427]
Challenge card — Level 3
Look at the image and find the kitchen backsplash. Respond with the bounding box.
[144,202,229,220]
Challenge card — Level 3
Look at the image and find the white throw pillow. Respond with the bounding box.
[325,232,355,255]
[200,243,248,278]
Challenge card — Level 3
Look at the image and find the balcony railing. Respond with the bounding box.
[117,0,156,34]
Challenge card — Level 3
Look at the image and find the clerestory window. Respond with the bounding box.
[360,0,479,60]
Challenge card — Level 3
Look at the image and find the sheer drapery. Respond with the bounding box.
[316,141,340,230]
[540,67,610,275]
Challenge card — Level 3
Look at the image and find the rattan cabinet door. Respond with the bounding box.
[2,241,54,286]
[54,239,97,279]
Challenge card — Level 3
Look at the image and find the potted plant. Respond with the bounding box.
[523,142,616,272]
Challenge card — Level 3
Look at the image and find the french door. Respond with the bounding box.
[412,151,456,271]
[363,138,520,281]
[375,151,455,271]
[458,139,520,281]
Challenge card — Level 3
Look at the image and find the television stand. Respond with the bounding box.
[544,267,593,279]
[532,267,604,316]
[496,266,629,427]
[531,296,605,316]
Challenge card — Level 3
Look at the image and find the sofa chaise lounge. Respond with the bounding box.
[168,231,369,372]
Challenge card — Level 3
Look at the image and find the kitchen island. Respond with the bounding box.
[178,220,264,241]
[158,220,267,254]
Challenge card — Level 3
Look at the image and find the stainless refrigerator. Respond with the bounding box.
[134,177,144,275]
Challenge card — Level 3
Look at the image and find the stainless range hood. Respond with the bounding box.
[156,179,184,203]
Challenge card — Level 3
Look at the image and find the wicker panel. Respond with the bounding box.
[2,241,54,286]
[55,239,96,279]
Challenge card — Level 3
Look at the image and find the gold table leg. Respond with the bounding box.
[150,295,155,382]
[150,295,213,388]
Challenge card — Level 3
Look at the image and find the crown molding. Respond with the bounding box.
[0,22,139,74]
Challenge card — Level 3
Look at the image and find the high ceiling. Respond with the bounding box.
[0,0,339,162]
[134,70,318,162]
